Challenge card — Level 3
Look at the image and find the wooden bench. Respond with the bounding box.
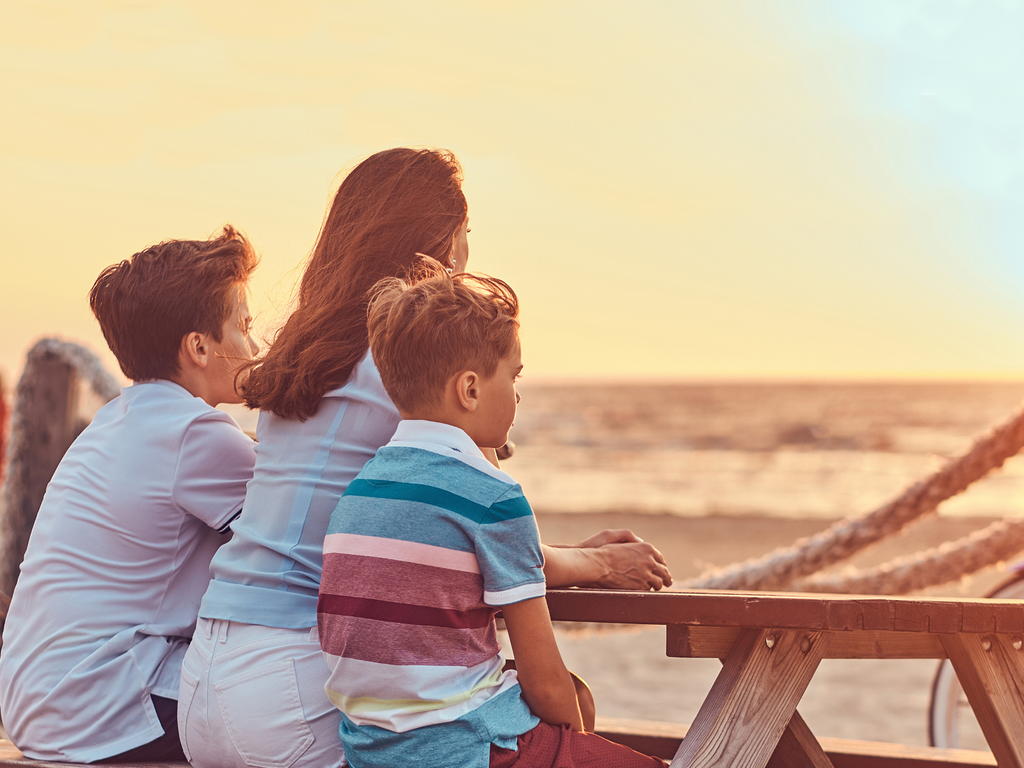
[0,726,998,768]
[547,588,1024,768]
[0,741,188,768]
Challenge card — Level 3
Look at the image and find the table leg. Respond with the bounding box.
[941,633,1024,768]
[671,627,832,768]
[767,711,834,768]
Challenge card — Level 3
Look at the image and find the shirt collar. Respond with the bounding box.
[122,379,196,401]
[390,420,486,460]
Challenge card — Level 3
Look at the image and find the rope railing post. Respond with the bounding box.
[0,340,120,635]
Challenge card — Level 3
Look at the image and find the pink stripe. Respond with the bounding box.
[318,613,499,667]
[324,533,480,574]
[322,554,484,611]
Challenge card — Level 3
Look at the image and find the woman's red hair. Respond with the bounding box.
[242,148,467,419]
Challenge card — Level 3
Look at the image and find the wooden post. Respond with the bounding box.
[0,351,81,633]
[0,372,8,496]
[941,633,1024,768]
[671,627,832,768]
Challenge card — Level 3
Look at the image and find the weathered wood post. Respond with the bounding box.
[0,373,7,621]
[0,340,120,635]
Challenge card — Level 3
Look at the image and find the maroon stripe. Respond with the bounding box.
[317,613,499,667]
[318,593,493,629]
[321,553,484,611]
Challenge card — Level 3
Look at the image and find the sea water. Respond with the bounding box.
[506,381,1024,519]
[222,381,1024,520]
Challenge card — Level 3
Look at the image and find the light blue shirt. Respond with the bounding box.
[0,381,254,762]
[199,350,401,628]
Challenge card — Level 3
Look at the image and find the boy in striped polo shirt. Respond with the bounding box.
[318,267,665,768]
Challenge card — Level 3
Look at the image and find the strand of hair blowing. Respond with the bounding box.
[684,402,1024,591]
[242,148,466,420]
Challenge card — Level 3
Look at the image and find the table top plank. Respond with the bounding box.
[546,589,1024,635]
[667,625,948,660]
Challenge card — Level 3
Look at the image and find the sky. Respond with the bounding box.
[3,1,1024,386]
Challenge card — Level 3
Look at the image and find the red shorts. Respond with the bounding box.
[490,721,667,768]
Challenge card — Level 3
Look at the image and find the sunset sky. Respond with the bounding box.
[3,2,1024,385]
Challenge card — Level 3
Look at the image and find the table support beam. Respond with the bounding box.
[941,633,1024,768]
[768,711,835,768]
[671,627,832,768]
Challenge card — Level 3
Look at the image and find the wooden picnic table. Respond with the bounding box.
[546,588,1024,768]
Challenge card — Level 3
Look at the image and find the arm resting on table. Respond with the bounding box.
[542,531,673,590]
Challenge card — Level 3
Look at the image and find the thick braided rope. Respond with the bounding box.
[794,517,1024,594]
[1,340,119,618]
[2,339,120,524]
[27,338,121,402]
[684,402,1024,591]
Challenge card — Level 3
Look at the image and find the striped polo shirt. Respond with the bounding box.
[318,420,544,768]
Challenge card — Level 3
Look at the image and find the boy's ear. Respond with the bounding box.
[180,331,210,369]
[454,370,480,412]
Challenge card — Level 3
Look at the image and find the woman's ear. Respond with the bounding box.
[180,331,210,370]
[454,370,480,412]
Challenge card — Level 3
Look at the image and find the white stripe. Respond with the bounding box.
[484,581,547,606]
[323,532,480,574]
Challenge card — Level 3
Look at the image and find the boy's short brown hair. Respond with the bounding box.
[367,265,520,413]
[89,226,258,382]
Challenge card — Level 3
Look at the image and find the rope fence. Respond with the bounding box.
[683,402,1024,593]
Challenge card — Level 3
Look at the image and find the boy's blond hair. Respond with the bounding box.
[367,264,520,413]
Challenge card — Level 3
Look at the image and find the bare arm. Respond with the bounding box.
[501,597,585,732]
[482,449,669,589]
[541,530,673,590]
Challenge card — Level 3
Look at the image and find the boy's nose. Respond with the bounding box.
[515,391,521,404]
[248,337,260,356]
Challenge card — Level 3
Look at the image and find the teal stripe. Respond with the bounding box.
[346,479,491,523]
[488,495,534,522]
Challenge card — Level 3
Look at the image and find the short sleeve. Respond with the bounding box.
[475,485,546,606]
[172,414,256,530]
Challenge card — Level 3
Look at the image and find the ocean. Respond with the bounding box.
[222,380,1024,521]
[504,381,1024,519]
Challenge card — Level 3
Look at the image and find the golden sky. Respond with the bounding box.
[3,1,1024,385]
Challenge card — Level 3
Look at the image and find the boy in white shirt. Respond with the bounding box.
[0,226,259,763]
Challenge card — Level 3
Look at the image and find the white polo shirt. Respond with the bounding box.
[0,380,256,763]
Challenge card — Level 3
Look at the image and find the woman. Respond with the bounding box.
[178,148,672,768]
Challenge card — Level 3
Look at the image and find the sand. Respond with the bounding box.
[534,511,1014,748]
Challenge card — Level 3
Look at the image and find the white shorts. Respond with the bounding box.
[178,618,346,768]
